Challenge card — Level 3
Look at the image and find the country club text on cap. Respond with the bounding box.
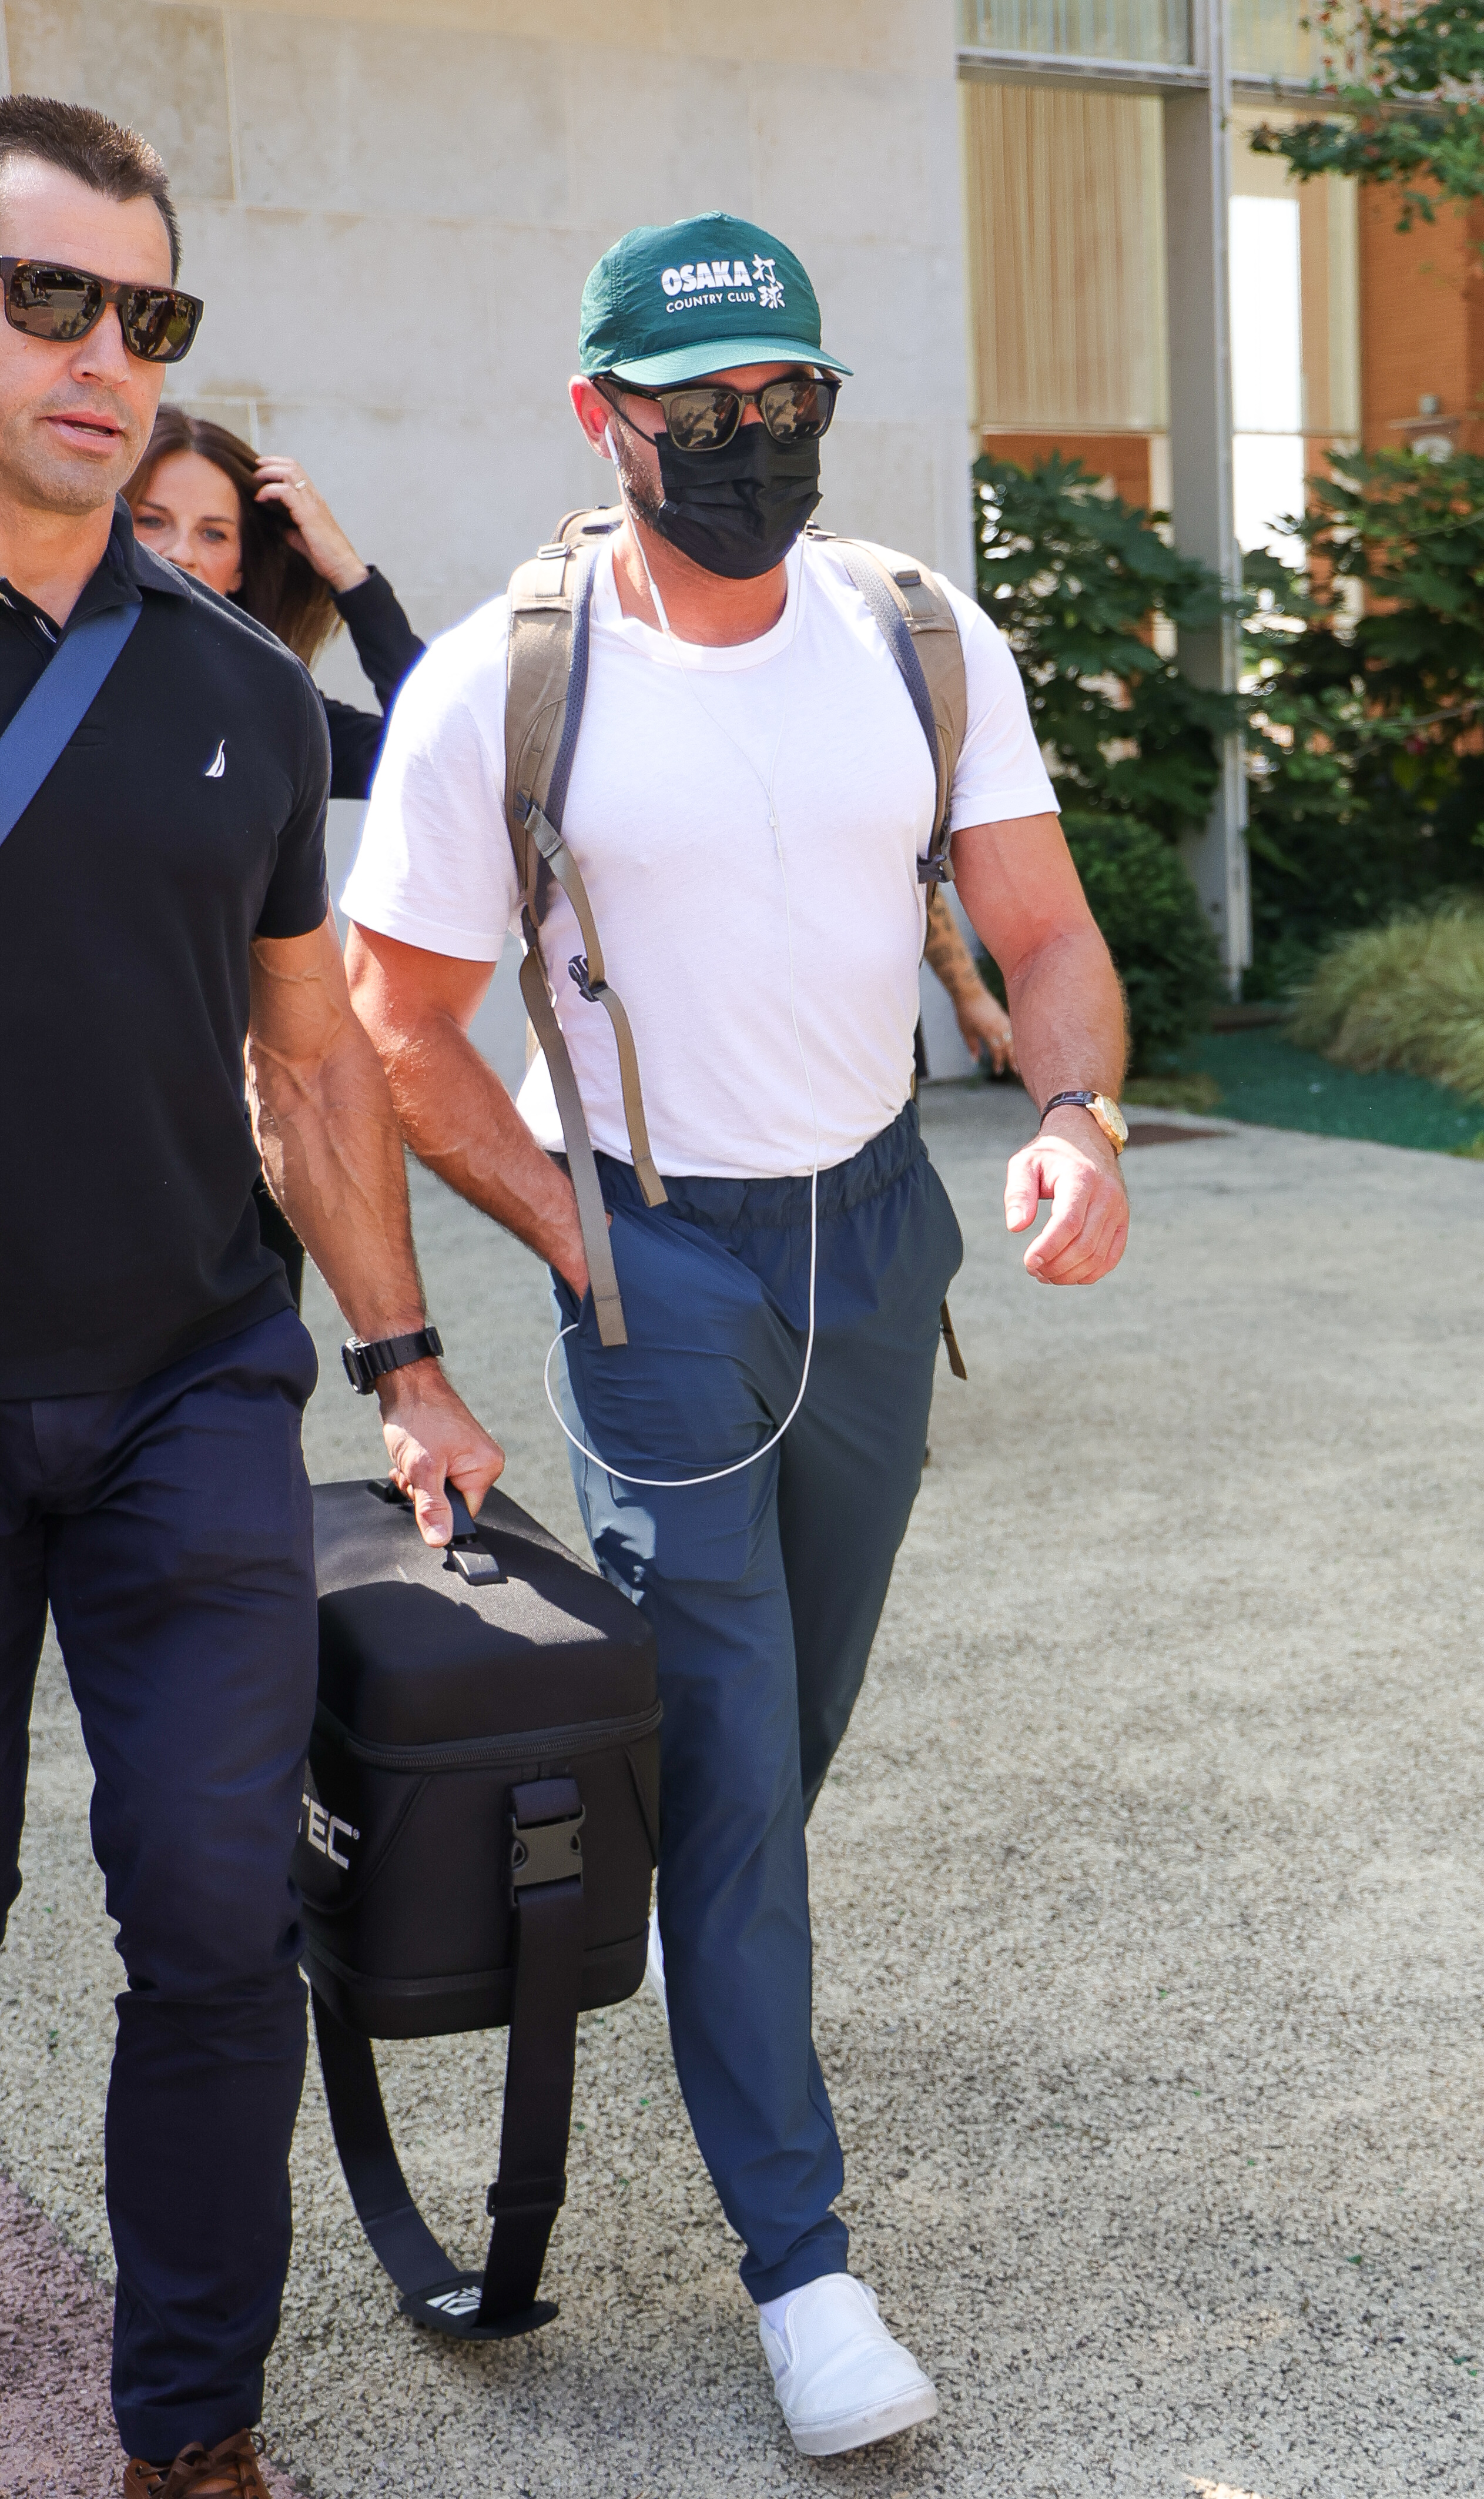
[578,212,852,390]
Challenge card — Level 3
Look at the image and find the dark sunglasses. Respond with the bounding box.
[1,257,203,363]
[600,370,839,454]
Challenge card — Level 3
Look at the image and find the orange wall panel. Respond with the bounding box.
[1360,185,1484,454]
[979,430,1155,512]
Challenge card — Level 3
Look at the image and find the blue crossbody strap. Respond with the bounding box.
[0,601,141,851]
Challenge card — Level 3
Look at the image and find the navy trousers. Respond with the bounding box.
[554,1102,962,2302]
[0,1309,319,2462]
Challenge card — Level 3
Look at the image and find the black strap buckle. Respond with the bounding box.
[568,952,606,1003]
[485,2170,567,2219]
[510,1807,584,1900]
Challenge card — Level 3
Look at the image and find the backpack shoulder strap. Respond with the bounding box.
[810,530,967,891]
[503,513,666,1352]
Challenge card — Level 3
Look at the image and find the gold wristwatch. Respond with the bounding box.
[1039,1089,1128,1156]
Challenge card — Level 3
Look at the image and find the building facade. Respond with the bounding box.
[0,0,974,653]
[3,1,1469,1057]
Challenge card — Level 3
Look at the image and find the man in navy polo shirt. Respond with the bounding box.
[0,97,503,2498]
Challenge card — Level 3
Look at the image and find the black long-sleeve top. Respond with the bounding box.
[321,567,425,799]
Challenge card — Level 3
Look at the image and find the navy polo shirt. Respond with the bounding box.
[0,499,330,1398]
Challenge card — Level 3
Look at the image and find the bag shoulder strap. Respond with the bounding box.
[310,1775,587,2343]
[0,602,142,851]
[503,518,665,1352]
[809,530,967,891]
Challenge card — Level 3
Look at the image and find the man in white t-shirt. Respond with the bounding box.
[342,213,1128,2459]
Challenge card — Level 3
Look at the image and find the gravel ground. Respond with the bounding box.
[2,1084,1482,2497]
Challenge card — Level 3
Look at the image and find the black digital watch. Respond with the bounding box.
[341,1324,444,1396]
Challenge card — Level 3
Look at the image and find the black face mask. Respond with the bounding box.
[650,421,822,581]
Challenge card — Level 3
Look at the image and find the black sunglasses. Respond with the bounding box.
[1,257,203,363]
[599,371,839,454]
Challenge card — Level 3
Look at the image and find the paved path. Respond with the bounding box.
[2,1088,1482,2497]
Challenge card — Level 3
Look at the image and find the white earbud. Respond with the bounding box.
[602,423,618,464]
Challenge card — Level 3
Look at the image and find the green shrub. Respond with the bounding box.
[973,453,1238,839]
[1288,900,1484,1106]
[972,446,1484,1009]
[1063,814,1225,1072]
[980,811,1224,1074]
[1123,1072,1224,1114]
[971,458,1228,1065]
[1243,452,1484,993]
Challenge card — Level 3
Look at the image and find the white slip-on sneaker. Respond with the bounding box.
[759,2274,939,2457]
[644,1902,668,2020]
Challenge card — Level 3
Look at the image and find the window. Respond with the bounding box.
[1230,194,1305,560]
[1229,0,1324,80]
[959,0,1192,65]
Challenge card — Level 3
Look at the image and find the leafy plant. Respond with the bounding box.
[973,453,1238,839]
[1289,899,1484,1102]
[1123,1071,1224,1114]
[979,809,1224,1073]
[972,456,1231,1061]
[1251,2,1484,231]
[1242,449,1484,992]
[1061,814,1225,1070]
[972,447,1484,1026]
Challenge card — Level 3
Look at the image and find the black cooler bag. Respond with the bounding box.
[295,1477,660,2341]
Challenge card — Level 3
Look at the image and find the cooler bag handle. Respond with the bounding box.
[311,1775,587,2341]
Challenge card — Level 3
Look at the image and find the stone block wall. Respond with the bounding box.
[1,0,974,704]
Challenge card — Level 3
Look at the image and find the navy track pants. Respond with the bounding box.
[554,1101,963,2302]
[0,1309,319,2461]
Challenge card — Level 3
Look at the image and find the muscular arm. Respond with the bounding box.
[247,915,505,1538]
[952,812,1129,1285]
[343,924,591,1297]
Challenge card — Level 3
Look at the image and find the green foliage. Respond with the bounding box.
[1252,2,1484,229]
[972,444,1484,1029]
[1288,899,1484,1103]
[1242,449,1484,990]
[973,453,1238,840]
[972,456,1229,1059]
[1123,1072,1224,1113]
[1059,813,1225,1072]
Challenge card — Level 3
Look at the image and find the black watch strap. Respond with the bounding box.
[341,1324,443,1396]
[1039,1089,1096,1125]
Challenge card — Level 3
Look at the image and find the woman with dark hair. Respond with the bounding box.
[126,412,426,1297]
[125,408,424,797]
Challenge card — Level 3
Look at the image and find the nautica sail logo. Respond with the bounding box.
[204,738,226,778]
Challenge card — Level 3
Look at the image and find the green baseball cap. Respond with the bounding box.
[578,212,852,389]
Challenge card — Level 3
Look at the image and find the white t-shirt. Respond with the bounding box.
[343,536,1056,1180]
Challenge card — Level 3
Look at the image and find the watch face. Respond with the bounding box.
[1099,1095,1130,1146]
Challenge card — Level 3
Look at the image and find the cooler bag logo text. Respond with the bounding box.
[300,1792,359,1869]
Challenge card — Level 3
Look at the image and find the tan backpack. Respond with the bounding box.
[502,508,968,1359]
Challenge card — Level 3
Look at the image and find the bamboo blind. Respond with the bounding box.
[961,79,1169,434]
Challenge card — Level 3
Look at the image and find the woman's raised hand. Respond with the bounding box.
[253,455,369,595]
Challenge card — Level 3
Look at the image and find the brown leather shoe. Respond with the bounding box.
[123,2428,273,2499]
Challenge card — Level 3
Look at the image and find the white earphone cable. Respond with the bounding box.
[542,434,820,1490]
